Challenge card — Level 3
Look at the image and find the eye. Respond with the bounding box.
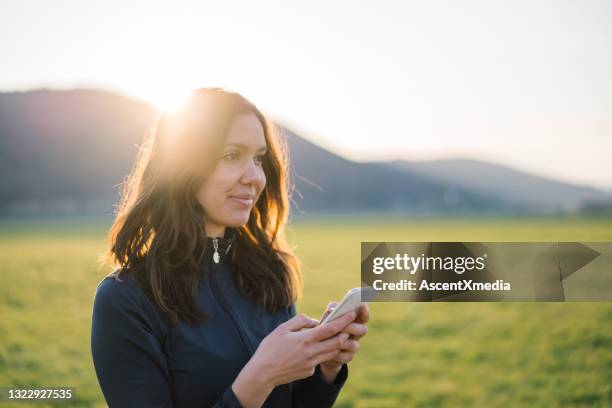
[223,152,239,161]
[254,154,265,165]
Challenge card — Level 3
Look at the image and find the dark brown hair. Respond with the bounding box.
[105,87,302,326]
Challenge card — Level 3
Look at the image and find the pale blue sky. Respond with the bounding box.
[2,0,611,189]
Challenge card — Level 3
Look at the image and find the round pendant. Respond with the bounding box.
[213,252,220,263]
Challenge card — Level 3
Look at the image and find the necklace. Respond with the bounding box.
[212,238,232,264]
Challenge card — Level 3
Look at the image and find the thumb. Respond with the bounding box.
[321,301,339,322]
[277,313,319,333]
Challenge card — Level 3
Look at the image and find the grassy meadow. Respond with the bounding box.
[1,216,611,407]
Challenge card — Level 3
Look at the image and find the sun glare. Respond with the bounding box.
[147,89,192,113]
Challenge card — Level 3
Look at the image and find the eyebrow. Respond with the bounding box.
[224,143,268,152]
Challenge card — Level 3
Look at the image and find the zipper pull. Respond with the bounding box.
[212,238,220,264]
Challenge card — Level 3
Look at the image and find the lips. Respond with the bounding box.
[229,194,255,207]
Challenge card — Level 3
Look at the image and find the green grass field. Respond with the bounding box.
[1,217,611,407]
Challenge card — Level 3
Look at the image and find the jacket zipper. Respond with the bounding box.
[207,239,254,356]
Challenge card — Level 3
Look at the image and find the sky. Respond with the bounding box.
[2,0,611,190]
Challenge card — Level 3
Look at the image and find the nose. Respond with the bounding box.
[240,158,264,186]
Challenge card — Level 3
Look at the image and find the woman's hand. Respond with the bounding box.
[318,302,370,383]
[232,310,357,407]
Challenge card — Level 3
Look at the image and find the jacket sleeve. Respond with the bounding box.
[287,303,349,407]
[91,276,244,408]
[212,388,244,408]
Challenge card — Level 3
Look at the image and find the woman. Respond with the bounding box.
[91,88,370,408]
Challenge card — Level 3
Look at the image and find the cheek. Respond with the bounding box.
[256,171,267,197]
[195,183,210,209]
[196,169,239,211]
[196,180,223,211]
[198,169,234,199]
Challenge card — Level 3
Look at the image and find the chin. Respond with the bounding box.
[225,213,251,227]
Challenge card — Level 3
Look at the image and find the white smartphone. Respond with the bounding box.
[320,287,376,325]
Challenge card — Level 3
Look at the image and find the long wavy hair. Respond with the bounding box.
[105,87,302,326]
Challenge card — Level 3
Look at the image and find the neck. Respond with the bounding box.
[204,224,225,239]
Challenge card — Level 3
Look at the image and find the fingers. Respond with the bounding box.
[307,311,356,342]
[320,301,339,322]
[309,329,362,357]
[329,350,357,364]
[327,301,339,310]
[277,313,319,333]
[342,339,360,353]
[309,332,350,357]
[314,339,360,366]
[340,322,368,339]
[356,304,370,324]
[315,349,343,366]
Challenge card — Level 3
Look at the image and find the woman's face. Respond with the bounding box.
[196,112,267,236]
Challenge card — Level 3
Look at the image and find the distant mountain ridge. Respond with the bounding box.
[0,89,609,217]
[386,159,612,213]
[283,130,507,215]
[0,89,156,215]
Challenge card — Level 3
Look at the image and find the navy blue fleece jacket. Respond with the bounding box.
[91,235,348,407]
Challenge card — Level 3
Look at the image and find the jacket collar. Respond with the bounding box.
[202,227,235,265]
